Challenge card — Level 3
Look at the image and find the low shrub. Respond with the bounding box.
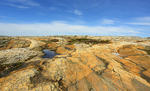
[41,39,59,44]
[144,46,150,55]
[67,38,111,45]
[0,62,24,77]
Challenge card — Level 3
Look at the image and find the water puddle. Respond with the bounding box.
[112,52,120,56]
[112,52,123,59]
[42,49,57,58]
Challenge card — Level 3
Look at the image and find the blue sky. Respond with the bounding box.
[0,0,150,37]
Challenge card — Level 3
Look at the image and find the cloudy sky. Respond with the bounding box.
[0,0,150,37]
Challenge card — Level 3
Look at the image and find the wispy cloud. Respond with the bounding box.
[7,0,40,6]
[6,3,29,9]
[135,17,150,21]
[0,16,6,18]
[127,22,150,26]
[127,16,150,26]
[0,21,140,36]
[73,9,83,16]
[101,19,115,24]
[49,7,57,11]
[3,0,40,8]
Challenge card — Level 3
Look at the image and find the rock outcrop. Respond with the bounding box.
[0,37,31,50]
[0,36,150,91]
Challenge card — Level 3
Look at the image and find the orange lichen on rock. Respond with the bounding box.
[0,36,150,91]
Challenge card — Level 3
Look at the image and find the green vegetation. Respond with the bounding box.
[0,62,24,77]
[145,50,150,55]
[144,46,150,55]
[51,39,59,42]
[67,38,111,45]
[0,38,31,49]
[136,40,144,42]
[41,39,59,44]
[139,46,150,55]
[0,38,11,48]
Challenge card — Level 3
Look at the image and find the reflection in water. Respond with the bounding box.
[42,49,57,58]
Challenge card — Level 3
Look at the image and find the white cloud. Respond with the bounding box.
[25,1,40,7]
[49,7,57,11]
[0,16,6,18]
[0,21,140,36]
[73,9,82,16]
[6,3,29,8]
[127,22,150,26]
[127,16,150,26]
[101,19,115,24]
[135,17,150,21]
[6,0,40,8]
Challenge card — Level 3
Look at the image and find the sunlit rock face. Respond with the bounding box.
[0,36,150,91]
[0,37,31,50]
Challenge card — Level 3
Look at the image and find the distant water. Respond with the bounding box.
[42,49,57,58]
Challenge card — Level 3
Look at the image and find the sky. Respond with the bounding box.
[0,0,150,37]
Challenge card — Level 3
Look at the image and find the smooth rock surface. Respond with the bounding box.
[0,36,150,91]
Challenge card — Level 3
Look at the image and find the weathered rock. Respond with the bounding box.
[0,48,42,64]
[0,36,150,91]
[0,37,31,50]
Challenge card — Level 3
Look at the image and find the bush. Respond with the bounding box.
[67,38,111,45]
[41,39,59,44]
[50,39,59,42]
